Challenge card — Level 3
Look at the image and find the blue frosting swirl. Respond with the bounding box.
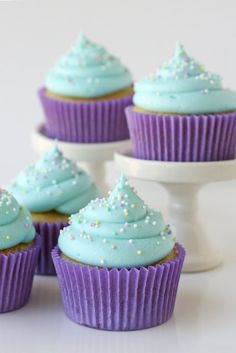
[58,175,175,268]
[134,43,236,114]
[9,143,100,215]
[45,33,132,98]
[0,189,35,250]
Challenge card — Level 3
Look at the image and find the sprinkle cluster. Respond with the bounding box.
[0,189,31,243]
[46,33,132,99]
[0,190,18,219]
[144,43,221,96]
[57,34,125,87]
[12,143,83,195]
[59,176,176,267]
[9,143,98,214]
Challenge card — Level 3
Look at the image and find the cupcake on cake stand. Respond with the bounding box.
[115,150,236,272]
[33,33,133,194]
[119,43,236,272]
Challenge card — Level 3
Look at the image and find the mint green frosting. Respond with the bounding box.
[0,189,35,250]
[134,43,236,114]
[45,33,132,98]
[58,175,175,268]
[9,143,100,215]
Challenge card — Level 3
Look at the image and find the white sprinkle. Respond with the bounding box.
[137,250,142,256]
[124,209,129,216]
[129,239,134,244]
[201,88,209,95]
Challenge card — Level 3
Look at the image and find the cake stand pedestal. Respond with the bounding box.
[115,150,236,272]
[31,125,131,195]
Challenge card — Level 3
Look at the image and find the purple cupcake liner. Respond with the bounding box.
[52,243,185,331]
[38,87,133,143]
[126,106,236,161]
[34,221,67,276]
[0,234,40,313]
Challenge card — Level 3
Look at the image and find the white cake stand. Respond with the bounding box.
[31,125,130,195]
[115,149,236,272]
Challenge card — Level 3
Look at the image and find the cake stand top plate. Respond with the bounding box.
[115,149,236,184]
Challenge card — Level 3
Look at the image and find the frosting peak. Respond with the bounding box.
[9,143,100,215]
[158,43,214,82]
[45,33,132,98]
[0,189,35,250]
[58,175,175,268]
[134,43,236,114]
[76,32,88,49]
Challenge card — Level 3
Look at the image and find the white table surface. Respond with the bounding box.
[0,176,235,353]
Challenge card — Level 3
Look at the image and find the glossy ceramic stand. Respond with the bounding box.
[31,125,130,195]
[115,149,236,272]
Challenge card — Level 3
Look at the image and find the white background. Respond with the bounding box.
[0,1,236,353]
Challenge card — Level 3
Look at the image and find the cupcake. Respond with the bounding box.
[0,189,40,313]
[126,43,236,161]
[52,175,185,330]
[39,33,133,143]
[9,143,100,275]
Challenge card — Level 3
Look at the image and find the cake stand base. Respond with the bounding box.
[31,125,130,195]
[115,150,236,272]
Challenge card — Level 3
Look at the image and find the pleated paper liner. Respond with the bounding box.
[52,243,185,331]
[0,234,40,313]
[34,221,67,276]
[126,106,236,161]
[38,87,132,143]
